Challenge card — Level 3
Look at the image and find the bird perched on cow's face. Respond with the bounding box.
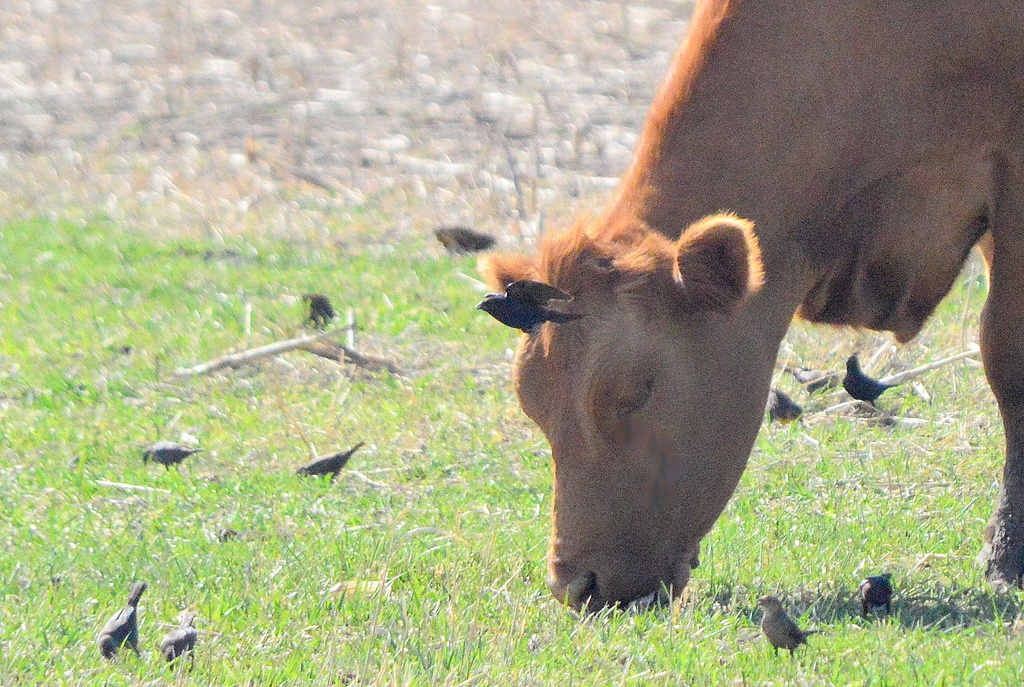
[843,354,897,403]
[295,442,365,482]
[782,363,840,393]
[766,388,803,423]
[160,611,198,666]
[757,595,819,656]
[859,573,893,618]
[435,225,496,254]
[143,441,202,470]
[97,581,147,660]
[476,280,582,334]
[302,293,336,330]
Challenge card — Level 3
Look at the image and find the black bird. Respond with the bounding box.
[766,388,803,423]
[143,441,202,470]
[160,611,198,666]
[843,354,897,403]
[476,280,582,334]
[217,528,240,542]
[859,573,893,618]
[302,293,336,330]
[97,581,147,660]
[296,442,365,482]
[434,225,496,254]
[782,363,840,394]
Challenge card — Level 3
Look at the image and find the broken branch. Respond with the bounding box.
[300,339,403,376]
[879,346,981,386]
[94,480,171,494]
[173,328,348,377]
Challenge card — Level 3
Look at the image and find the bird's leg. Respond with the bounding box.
[980,179,1024,590]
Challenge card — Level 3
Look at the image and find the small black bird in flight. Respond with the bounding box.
[296,442,365,482]
[766,388,803,423]
[302,293,336,330]
[143,441,202,470]
[434,225,496,254]
[160,611,198,666]
[859,573,893,618]
[782,363,840,394]
[476,280,582,334]
[843,354,897,403]
[98,581,147,660]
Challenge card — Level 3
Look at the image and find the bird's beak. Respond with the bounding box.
[476,295,500,310]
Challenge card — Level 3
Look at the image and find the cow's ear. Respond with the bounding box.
[478,253,539,290]
[673,214,763,311]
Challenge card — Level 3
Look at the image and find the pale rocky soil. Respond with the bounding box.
[0,0,693,244]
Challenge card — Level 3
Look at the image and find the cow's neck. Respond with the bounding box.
[605,0,865,270]
[604,0,842,336]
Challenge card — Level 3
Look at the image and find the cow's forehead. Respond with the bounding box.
[536,226,674,301]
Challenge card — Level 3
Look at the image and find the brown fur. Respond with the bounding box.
[480,0,1024,609]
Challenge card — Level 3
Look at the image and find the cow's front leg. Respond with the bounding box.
[980,158,1024,589]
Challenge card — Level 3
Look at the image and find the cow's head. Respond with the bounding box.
[480,213,776,611]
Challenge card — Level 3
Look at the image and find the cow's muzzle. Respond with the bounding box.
[547,550,699,612]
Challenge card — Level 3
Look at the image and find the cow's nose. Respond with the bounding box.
[548,557,696,611]
[547,570,601,611]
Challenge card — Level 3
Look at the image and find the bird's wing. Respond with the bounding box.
[99,607,132,637]
[780,615,806,640]
[506,280,573,306]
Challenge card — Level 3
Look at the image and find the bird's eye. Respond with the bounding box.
[616,378,654,417]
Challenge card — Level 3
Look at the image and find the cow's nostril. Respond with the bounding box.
[562,571,599,611]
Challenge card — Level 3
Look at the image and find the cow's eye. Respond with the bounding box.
[617,378,654,417]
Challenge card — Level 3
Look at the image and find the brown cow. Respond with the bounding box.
[479,0,1024,611]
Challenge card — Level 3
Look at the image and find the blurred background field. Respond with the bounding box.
[1,1,1022,685]
[0,0,694,241]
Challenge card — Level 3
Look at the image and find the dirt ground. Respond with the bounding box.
[0,0,693,243]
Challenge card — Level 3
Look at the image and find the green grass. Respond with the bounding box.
[1,216,1022,685]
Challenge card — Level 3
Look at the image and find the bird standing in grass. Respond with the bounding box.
[859,573,893,618]
[766,388,803,423]
[843,354,897,403]
[296,442,365,482]
[476,280,582,334]
[303,293,336,330]
[98,581,147,660]
[160,611,198,666]
[143,441,202,470]
[782,363,840,393]
[757,595,819,656]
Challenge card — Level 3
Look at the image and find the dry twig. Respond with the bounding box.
[300,339,403,376]
[878,346,981,386]
[171,327,397,377]
[94,480,171,494]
